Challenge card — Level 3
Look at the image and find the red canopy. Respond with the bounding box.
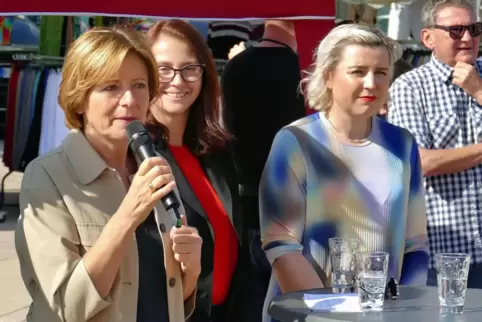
[0,0,336,113]
[0,0,334,20]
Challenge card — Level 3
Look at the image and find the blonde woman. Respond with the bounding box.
[259,23,429,321]
[15,27,201,322]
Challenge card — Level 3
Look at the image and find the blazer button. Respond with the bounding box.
[169,277,176,287]
[159,223,166,233]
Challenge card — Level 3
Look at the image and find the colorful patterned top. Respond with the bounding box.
[260,113,429,320]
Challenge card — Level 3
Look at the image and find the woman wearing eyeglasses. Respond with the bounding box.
[145,20,256,322]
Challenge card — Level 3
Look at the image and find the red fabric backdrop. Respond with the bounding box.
[0,0,336,113]
[295,19,334,113]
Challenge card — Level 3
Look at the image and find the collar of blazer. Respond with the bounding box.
[153,137,243,243]
[62,130,109,185]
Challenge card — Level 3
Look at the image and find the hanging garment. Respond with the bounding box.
[10,69,26,165]
[12,68,40,171]
[3,65,20,169]
[387,0,424,42]
[73,16,91,39]
[20,68,48,171]
[39,16,64,56]
[38,69,69,156]
[65,17,74,53]
[59,17,74,57]
[3,66,67,171]
[94,16,103,27]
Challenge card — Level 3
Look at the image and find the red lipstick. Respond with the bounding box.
[359,96,377,102]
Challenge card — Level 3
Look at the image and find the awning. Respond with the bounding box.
[0,0,335,21]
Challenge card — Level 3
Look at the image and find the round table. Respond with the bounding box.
[268,286,482,322]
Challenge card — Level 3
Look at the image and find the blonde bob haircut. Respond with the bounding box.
[58,27,160,129]
[302,23,402,113]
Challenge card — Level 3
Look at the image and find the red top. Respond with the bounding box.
[169,144,239,305]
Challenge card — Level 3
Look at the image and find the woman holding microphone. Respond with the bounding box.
[15,26,202,322]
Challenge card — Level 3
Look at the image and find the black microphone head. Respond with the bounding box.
[126,120,147,139]
[126,120,152,152]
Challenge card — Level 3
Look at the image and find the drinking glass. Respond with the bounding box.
[436,253,470,314]
[354,252,389,311]
[329,237,360,292]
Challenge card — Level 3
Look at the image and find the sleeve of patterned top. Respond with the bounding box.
[259,128,307,265]
[388,76,432,149]
[400,137,430,285]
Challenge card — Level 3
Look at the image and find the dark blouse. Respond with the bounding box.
[136,212,170,322]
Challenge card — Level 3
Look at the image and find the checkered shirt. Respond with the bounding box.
[388,54,482,269]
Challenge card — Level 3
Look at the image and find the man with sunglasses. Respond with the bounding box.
[389,0,482,289]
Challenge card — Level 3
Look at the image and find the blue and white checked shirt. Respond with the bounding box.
[389,55,482,269]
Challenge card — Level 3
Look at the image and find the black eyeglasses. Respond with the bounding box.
[158,64,205,83]
[433,22,482,39]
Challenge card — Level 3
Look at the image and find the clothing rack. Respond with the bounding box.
[0,45,38,53]
[0,45,38,62]
[12,53,64,65]
[0,50,63,222]
[0,46,38,222]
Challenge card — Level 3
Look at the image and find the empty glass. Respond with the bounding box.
[354,252,389,311]
[436,253,470,314]
[329,237,360,292]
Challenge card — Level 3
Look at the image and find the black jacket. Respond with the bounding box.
[153,138,257,322]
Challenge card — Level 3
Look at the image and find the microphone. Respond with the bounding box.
[126,120,182,228]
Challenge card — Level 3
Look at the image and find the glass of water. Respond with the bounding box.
[329,237,360,292]
[435,253,470,314]
[354,252,389,311]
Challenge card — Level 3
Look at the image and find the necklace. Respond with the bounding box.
[325,115,371,145]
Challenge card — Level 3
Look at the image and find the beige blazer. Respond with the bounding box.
[15,130,195,322]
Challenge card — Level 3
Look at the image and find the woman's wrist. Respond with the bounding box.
[111,210,139,235]
[182,272,199,300]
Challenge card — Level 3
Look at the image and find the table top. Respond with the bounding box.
[268,286,482,322]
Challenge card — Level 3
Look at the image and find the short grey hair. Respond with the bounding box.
[302,23,401,113]
[421,0,475,28]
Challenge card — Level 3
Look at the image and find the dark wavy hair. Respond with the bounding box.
[146,19,231,155]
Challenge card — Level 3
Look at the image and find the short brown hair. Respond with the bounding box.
[58,27,159,129]
[146,20,231,155]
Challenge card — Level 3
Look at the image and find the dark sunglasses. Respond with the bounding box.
[433,22,482,39]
